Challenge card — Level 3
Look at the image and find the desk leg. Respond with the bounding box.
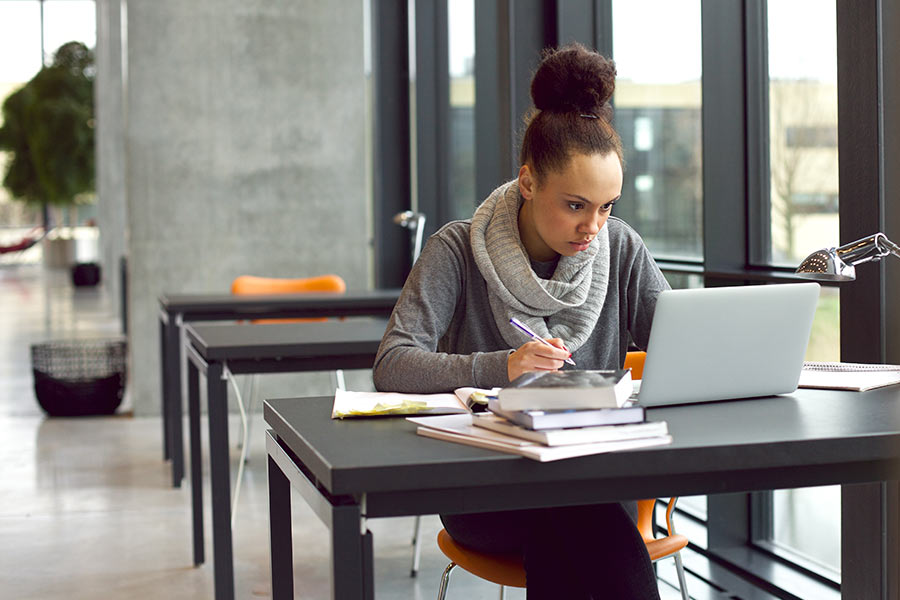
[168,317,185,488]
[160,316,170,461]
[268,454,293,600]
[331,504,374,600]
[188,358,204,566]
[207,361,235,600]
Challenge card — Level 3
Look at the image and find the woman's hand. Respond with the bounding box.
[507,338,571,381]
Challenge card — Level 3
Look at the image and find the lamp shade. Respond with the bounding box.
[795,247,856,281]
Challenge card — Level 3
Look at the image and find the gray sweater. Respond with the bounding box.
[373,216,670,393]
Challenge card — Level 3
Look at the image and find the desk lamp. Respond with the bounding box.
[393,210,427,263]
[795,232,900,281]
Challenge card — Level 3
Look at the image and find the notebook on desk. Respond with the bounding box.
[636,282,820,407]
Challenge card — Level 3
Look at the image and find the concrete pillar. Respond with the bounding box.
[121,0,369,415]
[95,0,127,331]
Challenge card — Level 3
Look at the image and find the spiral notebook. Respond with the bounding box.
[798,361,900,392]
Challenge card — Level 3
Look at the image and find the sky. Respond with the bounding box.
[612,0,836,84]
[0,0,96,84]
[0,0,837,86]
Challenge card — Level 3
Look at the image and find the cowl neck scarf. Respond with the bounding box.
[469,179,610,352]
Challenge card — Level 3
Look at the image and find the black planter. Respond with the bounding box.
[72,262,101,287]
[31,339,127,416]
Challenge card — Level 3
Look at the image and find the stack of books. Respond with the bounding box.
[410,370,672,462]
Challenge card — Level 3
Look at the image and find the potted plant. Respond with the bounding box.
[0,41,96,272]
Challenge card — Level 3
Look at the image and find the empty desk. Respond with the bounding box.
[158,289,400,487]
[185,318,388,600]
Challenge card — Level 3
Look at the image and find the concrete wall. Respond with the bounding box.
[113,0,369,415]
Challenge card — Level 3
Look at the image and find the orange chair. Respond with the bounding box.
[435,351,690,599]
[436,499,690,599]
[624,350,646,380]
[226,274,347,526]
[231,274,347,323]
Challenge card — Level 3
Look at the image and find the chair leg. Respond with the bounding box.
[226,368,249,529]
[242,374,260,463]
[235,375,253,449]
[333,369,346,391]
[437,562,457,600]
[674,552,690,600]
[410,515,423,576]
[499,584,506,600]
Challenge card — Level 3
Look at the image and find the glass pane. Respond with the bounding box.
[805,285,840,362]
[768,0,838,266]
[0,1,44,237]
[767,3,842,580]
[0,1,42,83]
[447,0,475,221]
[612,0,703,261]
[772,486,841,576]
[41,1,96,64]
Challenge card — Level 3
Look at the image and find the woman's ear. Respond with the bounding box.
[518,164,535,200]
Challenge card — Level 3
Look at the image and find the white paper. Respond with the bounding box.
[331,390,466,418]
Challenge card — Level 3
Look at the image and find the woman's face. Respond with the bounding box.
[517,152,623,262]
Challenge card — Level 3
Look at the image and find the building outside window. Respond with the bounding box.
[611,0,703,262]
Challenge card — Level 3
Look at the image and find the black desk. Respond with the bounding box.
[264,389,900,600]
[158,289,399,487]
[185,318,388,600]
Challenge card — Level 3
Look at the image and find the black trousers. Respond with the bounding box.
[440,501,661,600]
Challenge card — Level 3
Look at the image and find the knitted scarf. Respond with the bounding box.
[469,179,610,352]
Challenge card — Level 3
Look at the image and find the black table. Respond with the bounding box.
[264,389,900,600]
[185,318,389,600]
[158,289,399,487]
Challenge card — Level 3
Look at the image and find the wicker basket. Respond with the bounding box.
[31,339,127,416]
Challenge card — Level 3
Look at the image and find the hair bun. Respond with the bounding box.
[530,43,616,115]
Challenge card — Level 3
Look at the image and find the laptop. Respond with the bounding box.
[636,282,820,407]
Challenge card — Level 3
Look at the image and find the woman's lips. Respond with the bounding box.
[569,239,592,251]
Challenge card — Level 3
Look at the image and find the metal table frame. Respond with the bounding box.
[157,289,399,488]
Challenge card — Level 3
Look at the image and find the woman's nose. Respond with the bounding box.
[580,214,602,234]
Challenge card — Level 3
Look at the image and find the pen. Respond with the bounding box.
[509,317,576,366]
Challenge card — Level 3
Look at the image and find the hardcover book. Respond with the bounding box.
[497,369,633,411]
[487,398,645,430]
[472,413,668,447]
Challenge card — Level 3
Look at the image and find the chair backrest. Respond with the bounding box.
[230,274,346,323]
[624,351,646,380]
[231,274,346,295]
[635,498,657,542]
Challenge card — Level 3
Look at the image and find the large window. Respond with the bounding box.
[611,0,703,261]
[373,2,896,594]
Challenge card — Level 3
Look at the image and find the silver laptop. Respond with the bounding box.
[636,282,820,406]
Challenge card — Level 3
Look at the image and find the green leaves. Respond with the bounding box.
[0,41,95,207]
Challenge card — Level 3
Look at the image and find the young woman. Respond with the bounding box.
[373,43,669,599]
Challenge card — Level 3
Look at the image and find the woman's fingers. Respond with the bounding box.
[507,340,569,380]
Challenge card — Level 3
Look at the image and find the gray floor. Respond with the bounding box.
[0,264,700,599]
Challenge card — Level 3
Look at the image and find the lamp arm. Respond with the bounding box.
[876,233,900,260]
[836,233,900,266]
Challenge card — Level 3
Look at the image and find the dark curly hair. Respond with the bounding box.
[519,43,624,182]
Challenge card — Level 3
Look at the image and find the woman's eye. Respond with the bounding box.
[568,202,584,211]
[601,202,615,212]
